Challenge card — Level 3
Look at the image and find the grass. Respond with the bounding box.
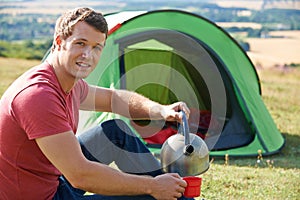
[200,67,300,200]
[0,57,41,96]
[0,58,299,199]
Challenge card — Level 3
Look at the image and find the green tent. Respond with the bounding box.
[77,10,285,157]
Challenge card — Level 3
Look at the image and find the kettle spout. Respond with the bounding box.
[184,144,194,156]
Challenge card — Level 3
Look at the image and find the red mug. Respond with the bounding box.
[183,176,202,198]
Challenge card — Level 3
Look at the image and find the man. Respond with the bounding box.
[0,7,191,200]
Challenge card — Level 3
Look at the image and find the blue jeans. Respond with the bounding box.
[53,119,193,200]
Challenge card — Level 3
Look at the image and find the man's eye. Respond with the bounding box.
[94,45,103,51]
[76,42,85,46]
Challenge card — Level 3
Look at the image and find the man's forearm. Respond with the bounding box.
[73,160,185,199]
[111,89,164,120]
[73,161,153,196]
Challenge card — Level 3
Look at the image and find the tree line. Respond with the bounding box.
[0,39,52,60]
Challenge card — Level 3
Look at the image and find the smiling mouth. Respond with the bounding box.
[76,62,91,69]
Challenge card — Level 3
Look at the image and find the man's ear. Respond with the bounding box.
[55,35,62,50]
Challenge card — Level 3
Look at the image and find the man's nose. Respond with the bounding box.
[81,47,92,58]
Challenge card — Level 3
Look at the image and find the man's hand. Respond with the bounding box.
[149,173,187,200]
[160,102,190,123]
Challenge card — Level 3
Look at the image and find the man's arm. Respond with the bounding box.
[35,132,186,199]
[80,85,190,121]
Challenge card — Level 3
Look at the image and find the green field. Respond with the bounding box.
[0,57,299,200]
[202,67,300,200]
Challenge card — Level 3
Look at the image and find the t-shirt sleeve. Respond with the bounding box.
[11,84,72,140]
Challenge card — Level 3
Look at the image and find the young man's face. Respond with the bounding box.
[57,21,106,79]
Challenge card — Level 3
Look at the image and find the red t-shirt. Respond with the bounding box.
[0,62,88,199]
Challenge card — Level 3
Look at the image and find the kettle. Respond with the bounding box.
[160,111,210,176]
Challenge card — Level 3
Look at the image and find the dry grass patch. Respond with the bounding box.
[0,57,40,96]
[247,31,300,68]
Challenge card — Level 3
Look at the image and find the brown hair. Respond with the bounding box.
[51,7,108,51]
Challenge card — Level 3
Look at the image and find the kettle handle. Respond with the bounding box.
[179,111,190,145]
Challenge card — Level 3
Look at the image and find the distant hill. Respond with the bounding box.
[214,0,299,10]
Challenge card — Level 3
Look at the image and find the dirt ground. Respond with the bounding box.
[246,31,300,68]
[214,0,300,10]
[0,1,124,15]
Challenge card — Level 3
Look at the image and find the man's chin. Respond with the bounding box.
[75,69,93,79]
[74,73,89,80]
